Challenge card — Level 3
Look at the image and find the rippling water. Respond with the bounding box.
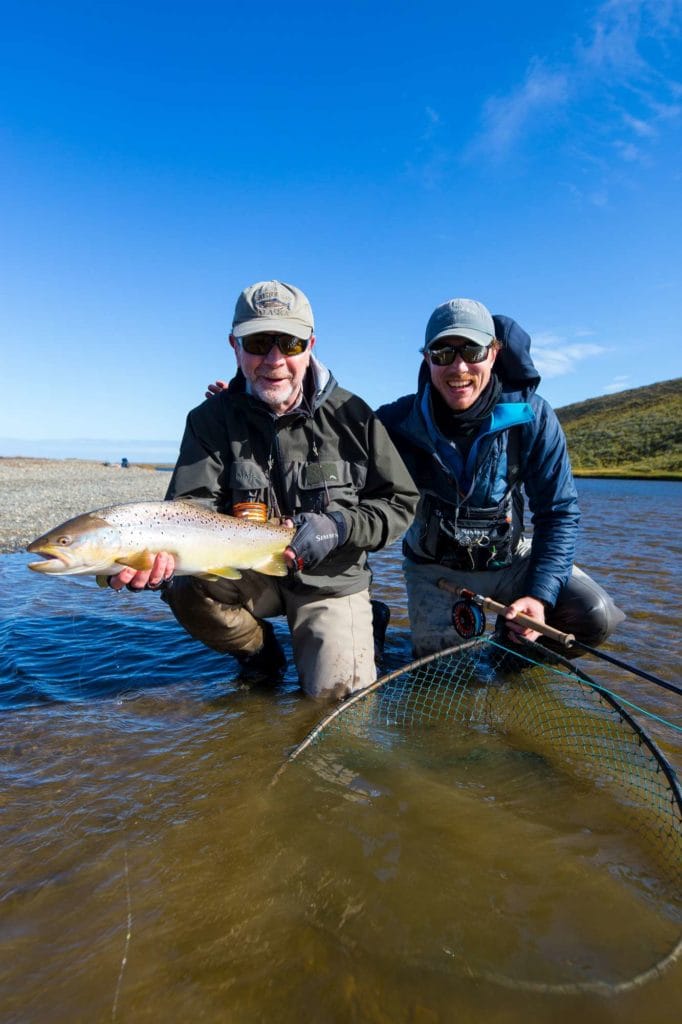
[0,480,680,1023]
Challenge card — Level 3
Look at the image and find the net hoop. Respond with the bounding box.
[272,637,682,995]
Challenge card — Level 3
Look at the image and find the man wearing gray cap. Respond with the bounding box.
[111,280,419,698]
[376,297,624,656]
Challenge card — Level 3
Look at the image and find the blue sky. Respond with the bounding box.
[1,0,681,462]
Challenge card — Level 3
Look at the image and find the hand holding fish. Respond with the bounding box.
[286,512,346,571]
[108,550,176,592]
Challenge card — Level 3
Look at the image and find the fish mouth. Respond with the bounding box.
[27,550,71,573]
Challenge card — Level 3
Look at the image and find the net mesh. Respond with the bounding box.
[284,636,682,927]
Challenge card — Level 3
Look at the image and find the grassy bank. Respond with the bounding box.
[556,377,681,476]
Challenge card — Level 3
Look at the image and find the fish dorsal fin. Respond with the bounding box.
[253,552,289,578]
[201,566,243,580]
[116,550,155,571]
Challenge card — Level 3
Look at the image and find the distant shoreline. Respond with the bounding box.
[2,454,679,482]
[0,457,169,554]
[572,470,681,481]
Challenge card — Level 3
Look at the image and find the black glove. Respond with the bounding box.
[289,512,348,571]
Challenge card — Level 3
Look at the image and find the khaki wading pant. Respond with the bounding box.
[404,539,625,658]
[164,572,376,699]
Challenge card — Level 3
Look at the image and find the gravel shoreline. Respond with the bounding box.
[0,457,170,554]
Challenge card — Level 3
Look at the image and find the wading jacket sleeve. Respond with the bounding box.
[165,362,419,596]
[376,385,580,608]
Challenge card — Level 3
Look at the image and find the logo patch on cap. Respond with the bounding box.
[252,283,293,317]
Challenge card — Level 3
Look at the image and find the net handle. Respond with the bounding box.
[438,580,575,646]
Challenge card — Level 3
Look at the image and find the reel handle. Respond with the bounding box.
[437,579,576,648]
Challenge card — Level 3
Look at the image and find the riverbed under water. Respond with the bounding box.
[0,480,680,1023]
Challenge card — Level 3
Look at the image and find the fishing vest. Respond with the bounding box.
[406,427,524,572]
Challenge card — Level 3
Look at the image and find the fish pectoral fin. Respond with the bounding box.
[115,550,155,571]
[253,552,289,577]
[202,566,243,580]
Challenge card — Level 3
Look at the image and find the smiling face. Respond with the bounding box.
[425,337,499,412]
[230,333,315,415]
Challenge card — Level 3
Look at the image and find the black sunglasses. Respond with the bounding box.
[423,341,493,366]
[237,333,310,357]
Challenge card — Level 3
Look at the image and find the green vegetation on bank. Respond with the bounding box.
[555,378,682,479]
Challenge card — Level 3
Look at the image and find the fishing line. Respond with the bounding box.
[111,844,133,1023]
[483,637,682,733]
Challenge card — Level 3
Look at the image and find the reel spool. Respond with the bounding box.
[452,597,486,639]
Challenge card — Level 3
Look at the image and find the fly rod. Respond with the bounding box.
[438,580,682,697]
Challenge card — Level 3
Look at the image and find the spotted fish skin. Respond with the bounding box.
[26,500,295,580]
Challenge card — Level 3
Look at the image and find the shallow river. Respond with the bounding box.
[0,480,680,1023]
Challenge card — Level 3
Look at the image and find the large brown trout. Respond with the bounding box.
[27,501,295,580]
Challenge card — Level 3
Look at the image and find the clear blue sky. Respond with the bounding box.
[1,0,681,462]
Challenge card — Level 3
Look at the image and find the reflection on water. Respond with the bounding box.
[0,479,681,1023]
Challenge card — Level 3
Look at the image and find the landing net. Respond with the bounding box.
[277,636,682,995]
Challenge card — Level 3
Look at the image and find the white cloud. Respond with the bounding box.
[578,0,648,73]
[470,0,682,162]
[603,374,632,393]
[614,139,644,161]
[532,332,609,378]
[622,112,656,137]
[472,61,569,156]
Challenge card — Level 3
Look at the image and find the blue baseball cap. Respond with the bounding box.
[425,298,496,348]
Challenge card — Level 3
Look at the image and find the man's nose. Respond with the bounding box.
[262,344,285,364]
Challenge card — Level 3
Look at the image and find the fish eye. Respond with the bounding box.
[57,535,72,546]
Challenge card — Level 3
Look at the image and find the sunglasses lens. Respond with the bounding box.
[462,344,489,363]
[239,334,309,356]
[240,335,272,355]
[279,337,308,356]
[428,343,489,365]
[429,347,455,365]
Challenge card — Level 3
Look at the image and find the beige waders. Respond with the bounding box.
[164,573,376,699]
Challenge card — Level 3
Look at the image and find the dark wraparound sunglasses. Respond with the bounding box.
[423,341,494,365]
[237,333,311,357]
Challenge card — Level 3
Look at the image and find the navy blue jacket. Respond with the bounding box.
[376,317,580,606]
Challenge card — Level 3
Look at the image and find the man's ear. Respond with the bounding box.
[229,334,237,351]
[309,334,316,351]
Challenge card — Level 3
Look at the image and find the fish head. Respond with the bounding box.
[27,512,123,575]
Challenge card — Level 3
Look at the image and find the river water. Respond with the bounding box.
[0,480,680,1023]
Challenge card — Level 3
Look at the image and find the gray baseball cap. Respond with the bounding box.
[425,298,495,348]
[232,280,314,339]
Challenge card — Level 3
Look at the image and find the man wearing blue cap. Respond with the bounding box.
[376,298,624,656]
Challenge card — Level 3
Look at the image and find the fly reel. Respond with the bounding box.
[451,596,487,639]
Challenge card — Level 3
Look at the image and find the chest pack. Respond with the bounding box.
[411,426,523,572]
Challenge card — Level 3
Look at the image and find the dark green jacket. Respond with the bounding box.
[166,358,419,596]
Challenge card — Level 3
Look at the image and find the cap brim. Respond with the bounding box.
[233,318,313,340]
[427,327,493,347]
